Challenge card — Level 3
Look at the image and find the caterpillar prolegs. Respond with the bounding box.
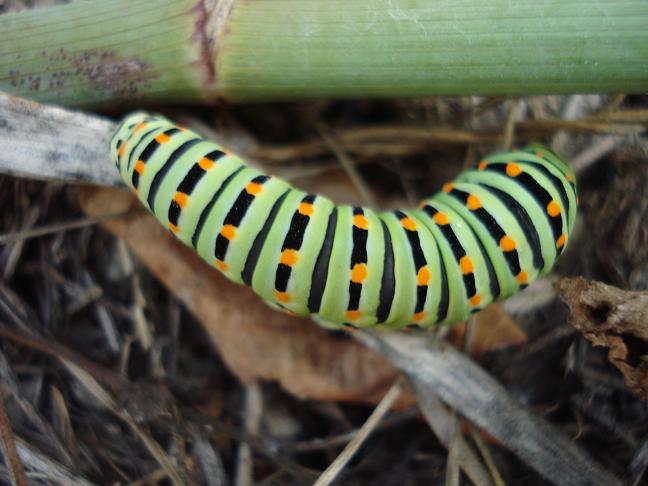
[110,112,577,330]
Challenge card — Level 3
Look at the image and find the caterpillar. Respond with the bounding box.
[110,112,577,330]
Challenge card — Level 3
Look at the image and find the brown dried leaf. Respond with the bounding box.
[556,276,648,401]
[79,186,402,404]
[447,303,528,358]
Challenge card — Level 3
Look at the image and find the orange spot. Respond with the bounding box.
[535,150,545,158]
[134,160,145,175]
[245,182,263,195]
[556,234,566,248]
[506,163,522,177]
[275,291,291,303]
[547,200,561,217]
[442,182,454,193]
[168,222,180,233]
[566,174,574,183]
[280,249,299,266]
[298,202,314,216]
[433,212,449,225]
[215,259,228,272]
[155,133,170,144]
[413,311,426,322]
[516,271,528,284]
[469,294,481,306]
[118,142,127,157]
[417,266,431,286]
[353,214,369,229]
[133,121,147,133]
[460,256,473,274]
[401,217,417,231]
[499,235,516,252]
[478,160,488,170]
[174,192,189,208]
[198,157,214,170]
[418,200,428,209]
[351,263,368,283]
[346,310,361,321]
[576,196,580,206]
[220,224,236,240]
[467,194,481,210]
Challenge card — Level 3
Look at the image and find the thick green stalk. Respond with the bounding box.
[1,0,647,107]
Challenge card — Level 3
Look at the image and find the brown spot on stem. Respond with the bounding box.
[191,0,217,87]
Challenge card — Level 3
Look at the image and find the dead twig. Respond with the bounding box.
[313,376,405,486]
[0,383,28,486]
[235,382,263,486]
[317,124,380,209]
[0,210,133,244]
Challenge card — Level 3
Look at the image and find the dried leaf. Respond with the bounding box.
[448,304,528,358]
[556,276,648,401]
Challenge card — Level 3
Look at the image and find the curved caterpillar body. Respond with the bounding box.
[110,112,577,330]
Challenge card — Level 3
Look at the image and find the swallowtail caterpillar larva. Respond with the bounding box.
[111,112,577,330]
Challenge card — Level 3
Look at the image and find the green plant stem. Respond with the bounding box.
[1,0,647,107]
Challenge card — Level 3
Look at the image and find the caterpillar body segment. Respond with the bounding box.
[111,112,577,330]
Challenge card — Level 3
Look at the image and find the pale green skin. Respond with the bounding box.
[111,112,577,330]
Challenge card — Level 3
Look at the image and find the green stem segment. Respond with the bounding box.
[0,0,206,106]
[1,0,647,107]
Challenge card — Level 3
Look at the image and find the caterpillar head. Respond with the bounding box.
[110,111,152,174]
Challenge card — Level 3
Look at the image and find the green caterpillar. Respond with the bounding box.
[110,112,577,330]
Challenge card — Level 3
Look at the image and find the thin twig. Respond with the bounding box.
[445,411,461,486]
[469,427,506,486]
[317,124,380,209]
[0,210,132,244]
[313,376,405,486]
[131,272,153,351]
[0,384,28,486]
[500,99,523,150]
[235,382,263,486]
